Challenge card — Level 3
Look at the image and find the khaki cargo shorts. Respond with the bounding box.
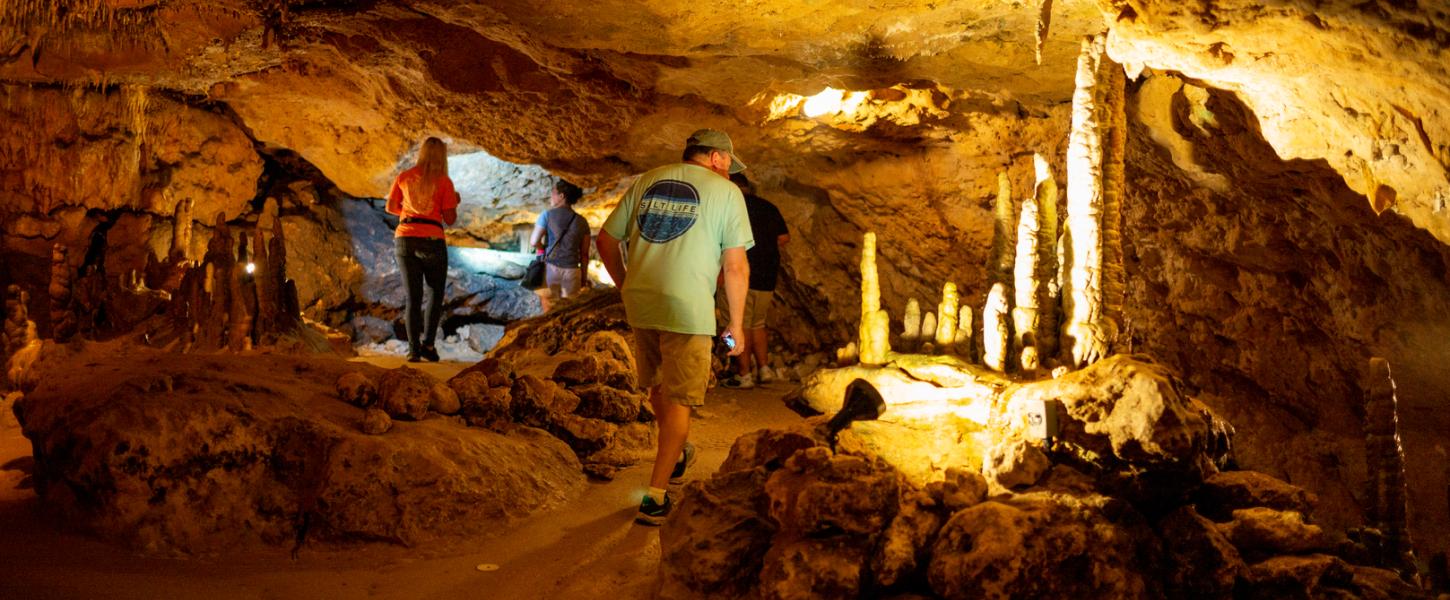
[632,328,712,407]
[714,288,775,330]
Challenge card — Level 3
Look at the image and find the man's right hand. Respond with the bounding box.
[726,321,746,357]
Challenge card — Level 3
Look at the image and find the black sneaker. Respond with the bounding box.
[406,352,423,363]
[419,344,440,362]
[669,442,696,485]
[636,493,672,526]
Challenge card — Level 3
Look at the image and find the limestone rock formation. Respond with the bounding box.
[901,298,923,352]
[1011,153,1060,368]
[982,282,1012,372]
[933,283,960,351]
[12,347,584,554]
[858,233,890,366]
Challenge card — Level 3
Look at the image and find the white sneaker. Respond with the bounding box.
[721,372,755,389]
[756,367,775,384]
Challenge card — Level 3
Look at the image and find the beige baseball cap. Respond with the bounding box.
[686,128,747,174]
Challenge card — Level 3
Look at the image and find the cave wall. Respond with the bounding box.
[1119,75,1450,556]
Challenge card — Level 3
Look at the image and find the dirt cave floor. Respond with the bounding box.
[0,355,802,599]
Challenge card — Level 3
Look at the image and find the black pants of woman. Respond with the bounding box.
[395,236,448,353]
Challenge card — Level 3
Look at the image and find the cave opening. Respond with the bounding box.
[2,1,1449,598]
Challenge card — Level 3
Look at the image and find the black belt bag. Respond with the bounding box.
[401,216,444,228]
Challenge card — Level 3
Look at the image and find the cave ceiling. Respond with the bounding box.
[2,0,1449,247]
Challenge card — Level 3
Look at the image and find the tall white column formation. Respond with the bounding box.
[954,306,975,362]
[858,232,891,365]
[1102,56,1128,350]
[1061,33,1124,368]
[1012,153,1059,370]
[989,171,1016,288]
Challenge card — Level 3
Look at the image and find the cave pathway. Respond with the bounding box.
[0,356,801,600]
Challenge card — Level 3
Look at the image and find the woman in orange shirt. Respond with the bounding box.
[385,137,459,362]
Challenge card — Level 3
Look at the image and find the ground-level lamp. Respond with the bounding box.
[826,379,886,446]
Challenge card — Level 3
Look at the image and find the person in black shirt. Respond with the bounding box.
[529,180,590,311]
[721,172,790,388]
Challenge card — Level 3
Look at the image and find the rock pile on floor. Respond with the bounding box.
[659,358,1429,599]
[13,345,584,555]
[443,336,655,480]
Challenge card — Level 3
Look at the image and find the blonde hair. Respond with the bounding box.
[404,137,448,213]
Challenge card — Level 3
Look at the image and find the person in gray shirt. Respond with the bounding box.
[529,180,590,310]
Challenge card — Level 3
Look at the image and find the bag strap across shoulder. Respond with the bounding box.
[544,210,580,261]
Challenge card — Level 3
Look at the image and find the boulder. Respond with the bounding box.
[1240,554,1356,600]
[13,350,585,554]
[872,490,944,588]
[581,330,636,371]
[510,374,578,428]
[1157,506,1245,600]
[928,491,1157,599]
[763,447,900,536]
[546,413,615,457]
[719,427,824,474]
[1196,470,1318,520]
[583,422,655,467]
[984,440,1050,489]
[429,382,461,415]
[552,353,636,391]
[572,383,641,423]
[453,357,515,389]
[376,366,435,421]
[659,468,776,599]
[925,467,988,513]
[359,408,392,435]
[451,372,511,429]
[1216,507,1333,559]
[995,355,1234,502]
[757,537,867,600]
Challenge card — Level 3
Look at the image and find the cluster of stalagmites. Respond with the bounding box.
[335,329,655,480]
[661,359,1426,600]
[843,34,1125,375]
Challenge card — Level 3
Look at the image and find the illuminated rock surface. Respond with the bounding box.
[1,0,1449,589]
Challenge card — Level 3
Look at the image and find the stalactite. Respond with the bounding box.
[935,282,960,351]
[989,171,1016,288]
[1061,33,1117,368]
[982,282,1011,372]
[858,232,890,365]
[954,306,975,363]
[1013,153,1059,369]
[902,298,922,352]
[1363,357,1416,576]
[1034,0,1054,66]
[47,243,75,342]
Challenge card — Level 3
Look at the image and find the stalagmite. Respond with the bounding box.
[1363,358,1416,575]
[171,195,194,263]
[989,171,1016,287]
[920,312,937,354]
[228,235,255,351]
[1060,33,1118,368]
[935,282,960,351]
[954,306,975,362]
[858,233,890,365]
[251,219,274,340]
[47,244,75,342]
[3,285,40,390]
[982,283,1011,372]
[200,216,234,349]
[1012,153,1059,369]
[1034,0,1054,66]
[902,298,923,351]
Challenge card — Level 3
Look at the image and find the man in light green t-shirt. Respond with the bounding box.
[597,128,754,526]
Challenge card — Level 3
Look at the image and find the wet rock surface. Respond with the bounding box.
[12,345,584,554]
